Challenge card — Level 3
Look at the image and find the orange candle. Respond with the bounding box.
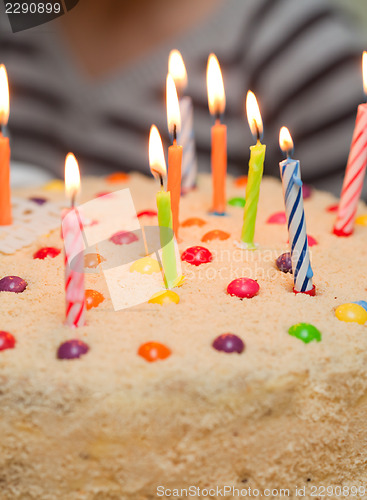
[207,54,227,214]
[166,74,182,238]
[0,65,11,226]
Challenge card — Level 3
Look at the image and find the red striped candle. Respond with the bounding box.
[62,153,85,327]
[333,52,367,237]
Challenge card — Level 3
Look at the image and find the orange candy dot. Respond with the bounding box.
[138,342,171,362]
[181,217,207,228]
[84,253,105,269]
[85,289,105,310]
[106,172,129,183]
[234,176,247,187]
[201,229,230,242]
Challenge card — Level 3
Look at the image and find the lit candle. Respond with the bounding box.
[62,153,86,327]
[166,74,183,239]
[0,65,11,226]
[240,91,266,249]
[206,53,227,215]
[279,127,315,296]
[168,50,197,194]
[333,52,367,237]
[149,125,181,289]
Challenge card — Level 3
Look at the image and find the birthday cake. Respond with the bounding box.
[1,172,367,500]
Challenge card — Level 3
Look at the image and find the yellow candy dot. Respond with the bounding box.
[148,290,180,305]
[355,215,367,226]
[129,257,161,274]
[335,303,367,325]
[42,179,64,191]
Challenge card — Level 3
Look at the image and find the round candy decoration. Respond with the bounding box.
[0,331,16,351]
[106,172,129,184]
[136,210,158,218]
[288,323,322,344]
[276,252,292,274]
[181,217,206,227]
[228,197,246,208]
[335,303,367,325]
[267,211,286,224]
[0,276,27,293]
[109,230,138,245]
[234,175,247,187]
[130,257,161,274]
[138,341,171,362]
[227,278,259,299]
[57,339,90,360]
[181,246,213,266]
[212,334,245,354]
[33,247,61,260]
[85,289,105,310]
[326,203,339,213]
[84,253,105,269]
[148,290,180,305]
[29,196,48,205]
[302,184,312,199]
[201,230,230,242]
[356,215,367,226]
[95,191,114,198]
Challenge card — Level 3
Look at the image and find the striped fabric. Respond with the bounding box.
[0,0,365,196]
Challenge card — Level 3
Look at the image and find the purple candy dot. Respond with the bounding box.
[213,334,245,354]
[29,196,48,205]
[0,276,28,293]
[276,253,292,274]
[109,230,139,245]
[57,339,89,360]
[302,184,312,200]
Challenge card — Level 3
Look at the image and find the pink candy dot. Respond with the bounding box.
[266,211,286,224]
[326,204,339,213]
[227,278,259,299]
[109,230,138,245]
[307,235,318,247]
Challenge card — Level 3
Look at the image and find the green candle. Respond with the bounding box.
[241,140,266,248]
[156,189,179,289]
[240,91,266,249]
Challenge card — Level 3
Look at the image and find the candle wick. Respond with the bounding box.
[215,111,221,123]
[254,121,260,142]
[159,173,164,188]
[71,191,76,208]
[173,123,177,142]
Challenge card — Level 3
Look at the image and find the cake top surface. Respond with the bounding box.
[1,172,367,410]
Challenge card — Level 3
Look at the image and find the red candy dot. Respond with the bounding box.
[307,235,318,247]
[0,331,16,351]
[33,247,61,260]
[95,191,113,198]
[181,217,207,228]
[85,289,105,310]
[138,342,171,362]
[234,176,248,187]
[137,210,158,218]
[181,246,213,266]
[227,278,259,299]
[109,230,138,245]
[326,204,339,213]
[106,172,129,184]
[201,230,230,242]
[266,211,286,224]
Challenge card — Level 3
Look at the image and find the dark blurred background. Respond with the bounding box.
[0,0,366,195]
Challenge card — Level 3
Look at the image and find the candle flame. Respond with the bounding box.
[0,65,10,127]
[206,53,226,116]
[166,73,181,137]
[363,51,367,96]
[168,49,187,94]
[246,91,263,140]
[149,125,167,179]
[64,153,81,199]
[279,127,294,154]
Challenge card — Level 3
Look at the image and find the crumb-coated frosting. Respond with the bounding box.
[1,173,367,499]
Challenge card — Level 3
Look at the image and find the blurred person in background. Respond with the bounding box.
[0,0,366,196]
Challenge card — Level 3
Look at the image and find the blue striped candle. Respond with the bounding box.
[279,127,315,294]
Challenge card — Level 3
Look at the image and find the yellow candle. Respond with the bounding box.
[0,65,11,226]
[207,53,227,214]
[241,91,266,249]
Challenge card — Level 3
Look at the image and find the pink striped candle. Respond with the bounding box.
[333,52,367,237]
[62,153,85,327]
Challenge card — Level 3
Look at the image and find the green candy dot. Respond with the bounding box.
[228,197,246,207]
[288,323,322,344]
